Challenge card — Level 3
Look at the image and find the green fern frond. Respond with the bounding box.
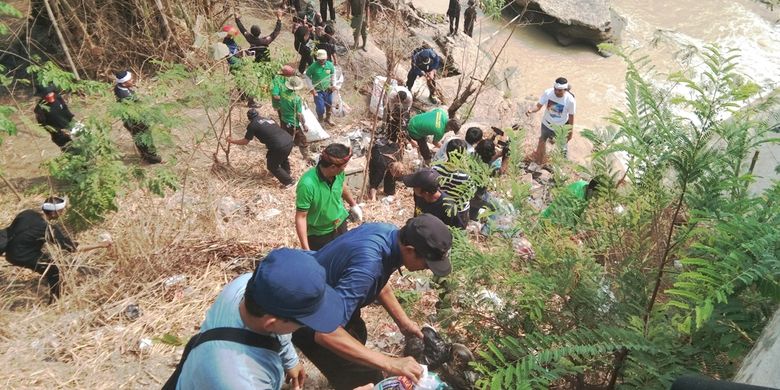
[477,327,663,389]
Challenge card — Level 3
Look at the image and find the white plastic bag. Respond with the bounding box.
[333,91,348,117]
[333,66,345,89]
[302,104,330,142]
[369,75,387,118]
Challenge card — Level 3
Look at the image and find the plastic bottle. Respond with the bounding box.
[373,365,446,390]
[414,365,446,390]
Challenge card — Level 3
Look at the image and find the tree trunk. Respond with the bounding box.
[42,0,81,80]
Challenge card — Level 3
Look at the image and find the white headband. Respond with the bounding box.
[42,198,67,212]
[554,83,569,90]
[116,73,132,84]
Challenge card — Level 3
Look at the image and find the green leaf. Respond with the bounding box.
[154,333,184,346]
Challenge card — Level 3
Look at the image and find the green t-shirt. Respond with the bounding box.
[271,75,287,110]
[305,60,335,91]
[279,89,303,127]
[541,180,589,225]
[407,108,449,142]
[295,167,349,236]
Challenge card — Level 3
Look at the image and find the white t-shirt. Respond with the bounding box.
[539,88,576,127]
[432,137,475,162]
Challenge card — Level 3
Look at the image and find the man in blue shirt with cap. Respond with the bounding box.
[292,214,454,390]
[405,46,442,104]
[174,248,346,390]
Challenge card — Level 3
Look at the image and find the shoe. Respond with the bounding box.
[281,182,295,189]
[144,155,163,164]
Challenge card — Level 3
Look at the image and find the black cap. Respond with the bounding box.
[400,214,453,276]
[402,168,440,193]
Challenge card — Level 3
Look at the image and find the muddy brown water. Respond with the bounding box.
[413,0,780,184]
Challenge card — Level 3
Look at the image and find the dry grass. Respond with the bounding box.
[0,77,422,389]
[0,2,529,388]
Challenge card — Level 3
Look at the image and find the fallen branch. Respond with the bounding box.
[0,172,22,201]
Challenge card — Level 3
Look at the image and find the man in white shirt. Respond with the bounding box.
[526,77,576,165]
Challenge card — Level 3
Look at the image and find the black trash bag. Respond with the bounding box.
[404,326,477,390]
[440,343,476,390]
[403,326,451,370]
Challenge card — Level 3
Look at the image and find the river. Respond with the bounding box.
[411,0,779,189]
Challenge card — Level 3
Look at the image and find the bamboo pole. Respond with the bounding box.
[42,0,80,80]
[1,172,22,201]
[358,0,401,202]
[154,0,175,40]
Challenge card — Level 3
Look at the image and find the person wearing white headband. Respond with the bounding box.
[33,85,77,151]
[113,70,163,164]
[3,197,111,303]
[525,76,576,165]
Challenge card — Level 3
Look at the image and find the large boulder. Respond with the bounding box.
[513,0,625,55]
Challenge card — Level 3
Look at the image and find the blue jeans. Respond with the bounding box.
[313,90,333,118]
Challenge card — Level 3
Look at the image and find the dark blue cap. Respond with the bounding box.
[245,248,344,333]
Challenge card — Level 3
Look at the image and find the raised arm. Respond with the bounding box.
[235,14,249,36]
[261,11,284,44]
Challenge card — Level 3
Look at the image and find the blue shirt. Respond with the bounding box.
[177,274,299,390]
[313,223,403,326]
[412,48,441,72]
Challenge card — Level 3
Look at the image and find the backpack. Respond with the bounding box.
[161,327,282,390]
[0,227,8,256]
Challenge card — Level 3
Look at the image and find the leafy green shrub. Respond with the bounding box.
[0,1,21,145]
[443,46,779,389]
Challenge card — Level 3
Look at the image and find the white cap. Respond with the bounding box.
[316,49,328,60]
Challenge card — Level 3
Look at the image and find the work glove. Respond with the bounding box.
[349,204,364,222]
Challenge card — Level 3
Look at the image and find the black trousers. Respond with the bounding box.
[320,0,336,22]
[7,254,61,299]
[292,309,383,390]
[369,143,400,195]
[123,121,160,163]
[281,122,309,160]
[448,14,460,35]
[49,128,72,149]
[307,220,348,250]
[298,52,313,74]
[413,135,433,162]
[266,142,294,185]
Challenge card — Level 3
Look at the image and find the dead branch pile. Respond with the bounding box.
[24,0,229,77]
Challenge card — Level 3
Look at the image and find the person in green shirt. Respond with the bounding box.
[541,177,602,227]
[305,49,337,126]
[406,107,461,165]
[271,65,295,123]
[278,75,310,161]
[295,143,364,250]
